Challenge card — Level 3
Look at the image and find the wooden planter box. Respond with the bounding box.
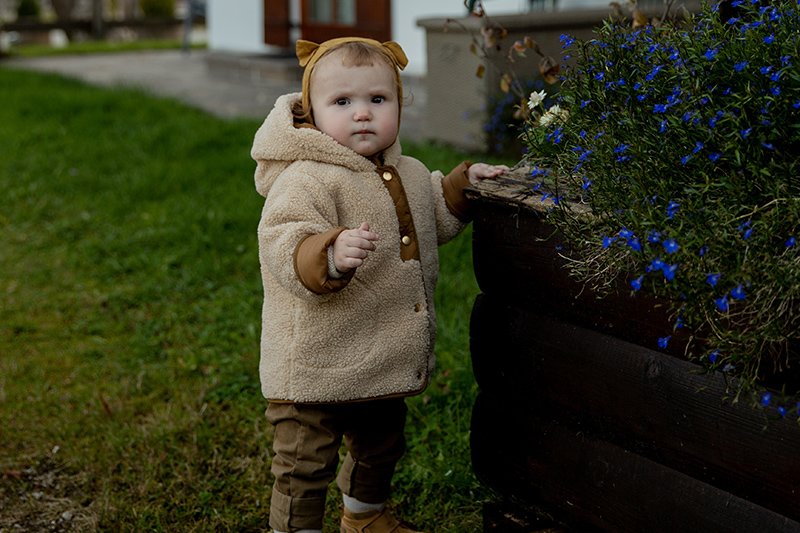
[466,178,800,532]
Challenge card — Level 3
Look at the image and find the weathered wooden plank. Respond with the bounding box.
[471,294,800,520]
[468,187,698,360]
[472,392,800,533]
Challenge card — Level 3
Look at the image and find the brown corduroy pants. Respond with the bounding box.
[266,398,407,531]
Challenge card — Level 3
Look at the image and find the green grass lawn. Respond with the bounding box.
[0,66,510,531]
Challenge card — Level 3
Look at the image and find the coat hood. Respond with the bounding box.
[251,92,401,197]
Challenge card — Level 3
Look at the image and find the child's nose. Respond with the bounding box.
[353,105,371,121]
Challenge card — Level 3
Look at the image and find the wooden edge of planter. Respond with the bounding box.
[467,176,696,359]
[471,294,800,521]
[471,392,800,532]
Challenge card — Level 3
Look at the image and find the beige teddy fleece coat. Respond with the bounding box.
[252,93,471,403]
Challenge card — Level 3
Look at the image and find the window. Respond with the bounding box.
[308,0,356,25]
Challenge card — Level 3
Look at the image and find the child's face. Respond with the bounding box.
[309,51,400,158]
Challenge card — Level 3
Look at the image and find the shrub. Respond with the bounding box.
[522,0,800,417]
[16,0,40,19]
[139,0,175,18]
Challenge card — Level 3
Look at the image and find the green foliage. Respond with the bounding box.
[139,0,175,18]
[522,0,800,416]
[0,67,502,531]
[16,0,40,19]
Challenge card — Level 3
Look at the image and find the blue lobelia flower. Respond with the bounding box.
[666,201,680,219]
[627,237,642,252]
[764,34,776,44]
[602,235,615,248]
[778,406,787,417]
[614,144,630,154]
[739,221,753,239]
[663,238,680,254]
[699,245,708,257]
[648,257,665,272]
[708,152,722,162]
[662,263,678,281]
[659,120,668,133]
[646,64,664,81]
[760,392,772,407]
[653,103,668,114]
[560,34,576,48]
[708,350,720,363]
[786,236,797,248]
[731,284,746,300]
[714,295,729,312]
[740,127,753,138]
[693,141,704,153]
[647,230,661,243]
[706,272,721,287]
[762,142,776,150]
[734,61,749,71]
[657,335,671,349]
[680,154,692,165]
[704,47,720,60]
[631,275,644,291]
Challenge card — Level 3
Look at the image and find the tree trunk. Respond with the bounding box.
[50,0,76,22]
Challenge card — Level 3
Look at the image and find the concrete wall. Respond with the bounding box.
[419,9,610,151]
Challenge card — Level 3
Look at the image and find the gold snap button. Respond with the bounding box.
[402,236,411,245]
[382,171,392,181]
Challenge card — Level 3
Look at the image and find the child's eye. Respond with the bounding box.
[371,96,385,104]
[335,98,350,106]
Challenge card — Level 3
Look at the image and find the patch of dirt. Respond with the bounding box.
[0,451,98,532]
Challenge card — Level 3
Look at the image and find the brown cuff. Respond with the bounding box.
[293,227,355,295]
[442,161,472,222]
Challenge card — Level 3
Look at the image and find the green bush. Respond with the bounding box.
[16,0,41,19]
[139,0,175,18]
[523,0,800,417]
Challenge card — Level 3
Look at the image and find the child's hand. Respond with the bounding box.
[467,163,509,185]
[333,222,379,272]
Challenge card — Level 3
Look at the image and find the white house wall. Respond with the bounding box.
[207,0,548,72]
[208,0,271,54]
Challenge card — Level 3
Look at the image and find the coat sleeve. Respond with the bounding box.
[430,162,472,245]
[258,169,353,300]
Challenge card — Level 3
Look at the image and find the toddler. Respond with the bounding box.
[251,37,507,533]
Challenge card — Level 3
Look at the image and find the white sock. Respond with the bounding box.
[343,494,385,514]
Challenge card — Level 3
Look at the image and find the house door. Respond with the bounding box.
[300,0,391,43]
[264,0,291,47]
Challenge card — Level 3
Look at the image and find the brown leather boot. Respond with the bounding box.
[340,507,425,533]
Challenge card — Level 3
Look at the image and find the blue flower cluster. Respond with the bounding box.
[525,0,800,416]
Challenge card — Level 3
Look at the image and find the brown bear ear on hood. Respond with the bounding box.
[381,41,408,71]
[295,39,320,68]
